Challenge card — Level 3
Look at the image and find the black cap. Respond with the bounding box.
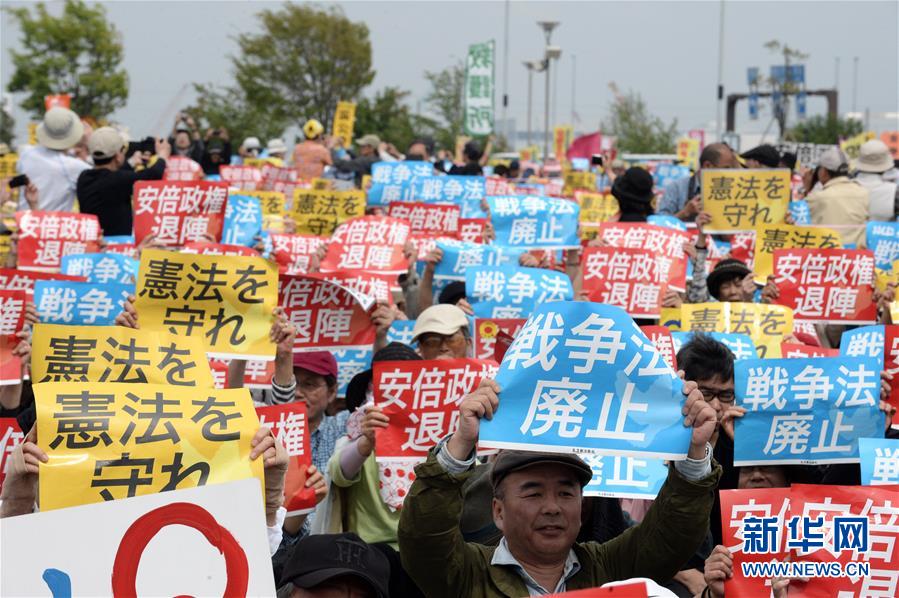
[707,258,752,300]
[345,342,421,412]
[611,167,655,206]
[489,450,593,490]
[438,280,467,305]
[279,533,390,597]
[740,144,781,168]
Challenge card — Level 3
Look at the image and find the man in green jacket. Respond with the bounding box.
[398,378,722,597]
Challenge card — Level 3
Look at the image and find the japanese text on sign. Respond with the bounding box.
[133,181,229,246]
[681,302,793,358]
[467,265,573,319]
[701,169,791,234]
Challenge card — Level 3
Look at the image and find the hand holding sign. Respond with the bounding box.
[680,377,717,459]
[447,378,500,461]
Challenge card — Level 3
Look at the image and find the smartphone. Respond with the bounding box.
[591,154,604,167]
[8,174,28,189]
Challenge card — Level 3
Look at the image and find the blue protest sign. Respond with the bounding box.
[222,194,262,247]
[34,281,133,326]
[734,356,883,465]
[671,331,757,361]
[103,235,134,245]
[409,175,486,204]
[433,241,524,281]
[839,325,885,368]
[788,200,811,225]
[859,437,899,486]
[335,348,374,398]
[479,301,690,458]
[368,161,433,205]
[487,196,580,250]
[865,222,899,269]
[60,253,138,284]
[652,164,691,191]
[467,266,573,319]
[647,214,687,232]
[386,319,417,346]
[582,454,669,499]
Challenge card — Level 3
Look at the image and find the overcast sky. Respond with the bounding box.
[2,0,898,147]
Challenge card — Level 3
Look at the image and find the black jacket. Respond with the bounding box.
[76,158,166,236]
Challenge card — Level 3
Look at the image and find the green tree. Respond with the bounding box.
[231,4,374,130]
[6,0,128,119]
[354,87,434,153]
[602,85,678,154]
[0,104,15,148]
[423,62,465,151]
[785,115,863,144]
[186,83,287,148]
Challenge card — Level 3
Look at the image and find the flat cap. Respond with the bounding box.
[489,450,593,489]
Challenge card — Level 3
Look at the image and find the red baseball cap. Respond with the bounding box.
[293,351,338,377]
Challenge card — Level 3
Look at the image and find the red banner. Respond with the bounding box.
[163,156,203,181]
[774,248,876,323]
[729,232,756,267]
[781,343,839,358]
[219,165,262,190]
[640,325,677,370]
[485,176,513,196]
[0,290,26,385]
[43,94,71,110]
[133,180,229,246]
[581,247,669,318]
[278,274,375,352]
[0,418,24,494]
[547,583,648,597]
[261,164,302,198]
[15,211,101,272]
[373,358,498,459]
[310,270,395,305]
[256,402,316,516]
[181,242,259,257]
[387,202,460,237]
[0,269,84,296]
[473,318,525,361]
[208,359,229,389]
[719,487,791,598]
[319,216,411,274]
[270,233,326,274]
[459,218,487,244]
[598,222,689,291]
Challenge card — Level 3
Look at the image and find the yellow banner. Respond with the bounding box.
[31,324,214,387]
[701,169,791,234]
[0,154,18,178]
[519,145,540,162]
[752,223,842,283]
[840,131,876,160]
[577,192,620,240]
[0,233,10,265]
[36,382,262,510]
[242,157,268,169]
[292,188,366,236]
[681,302,793,358]
[553,125,573,162]
[28,123,38,146]
[331,101,357,145]
[135,249,278,359]
[311,178,332,190]
[240,190,286,232]
[563,170,596,197]
[677,137,700,171]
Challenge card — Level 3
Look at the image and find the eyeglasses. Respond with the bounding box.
[298,378,327,392]
[418,331,466,351]
[698,386,736,404]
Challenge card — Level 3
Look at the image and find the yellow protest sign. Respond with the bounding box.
[331,101,357,146]
[520,145,540,162]
[681,302,793,358]
[28,123,38,146]
[241,190,286,232]
[701,169,790,234]
[135,249,278,359]
[563,170,596,197]
[292,188,366,236]
[36,382,262,510]
[553,125,573,162]
[752,223,842,283]
[242,157,268,169]
[311,178,332,190]
[677,137,700,170]
[31,324,215,387]
[840,131,876,160]
[659,306,682,331]
[0,233,10,265]
[577,192,620,240]
[361,174,372,190]
[0,154,18,178]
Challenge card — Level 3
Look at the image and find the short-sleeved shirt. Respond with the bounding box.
[293,141,332,180]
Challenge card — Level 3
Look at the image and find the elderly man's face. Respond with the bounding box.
[174,132,191,150]
[492,464,582,565]
[417,329,470,360]
[738,465,788,489]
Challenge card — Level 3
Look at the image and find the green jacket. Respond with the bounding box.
[398,450,722,598]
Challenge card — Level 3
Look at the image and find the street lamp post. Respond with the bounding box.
[537,20,560,160]
[524,61,535,146]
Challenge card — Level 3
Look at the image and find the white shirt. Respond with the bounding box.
[17,145,90,212]
[856,171,898,222]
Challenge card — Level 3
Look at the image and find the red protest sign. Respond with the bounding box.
[208,359,229,389]
[261,164,302,198]
[319,216,411,274]
[729,232,756,267]
[598,222,689,291]
[789,484,899,597]
[310,270,395,305]
[411,235,460,261]
[719,487,791,598]
[0,269,85,297]
[278,274,375,352]
[256,402,316,516]
[640,325,677,370]
[581,247,669,318]
[15,211,101,272]
[774,248,876,324]
[547,583,649,597]
[781,343,839,358]
[388,202,460,237]
[133,180,229,246]
[181,242,259,257]
[485,176,513,196]
[0,418,24,494]
[459,218,487,243]
[163,156,203,181]
[270,233,326,274]
[219,165,262,190]
[373,358,498,459]
[0,290,26,385]
[473,318,525,361]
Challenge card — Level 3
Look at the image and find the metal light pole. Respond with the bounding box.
[501,0,510,142]
[537,20,560,160]
[714,0,725,142]
[852,56,859,113]
[524,61,535,146]
[571,53,576,128]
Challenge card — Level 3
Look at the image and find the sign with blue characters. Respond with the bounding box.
[222,194,262,247]
[367,161,434,205]
[466,266,573,318]
[487,196,580,250]
[865,221,899,269]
